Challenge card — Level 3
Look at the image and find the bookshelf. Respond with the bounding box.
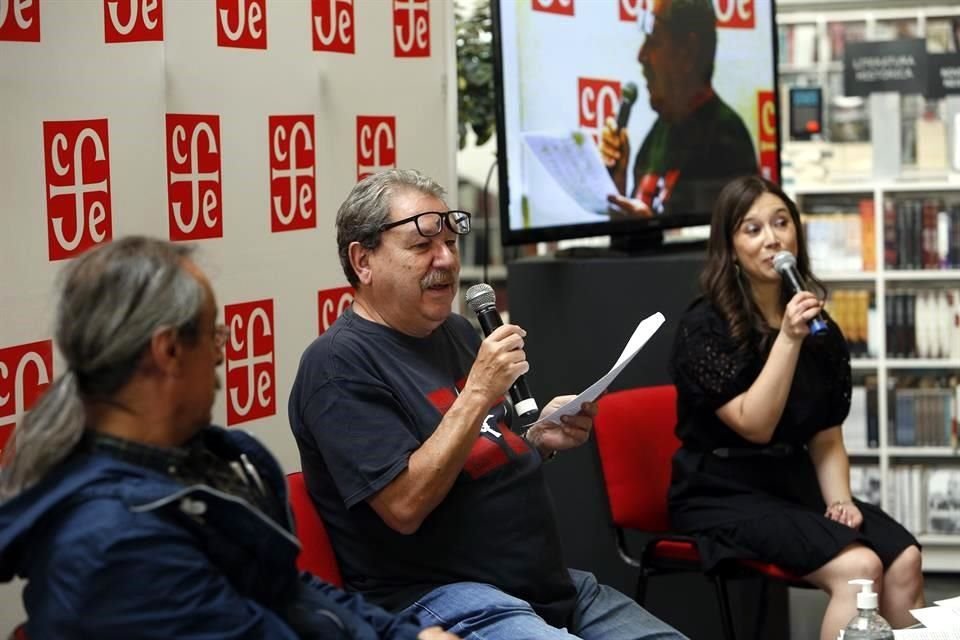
[789,180,960,571]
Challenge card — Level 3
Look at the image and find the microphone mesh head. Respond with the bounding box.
[621,82,638,103]
[772,251,797,275]
[465,283,496,313]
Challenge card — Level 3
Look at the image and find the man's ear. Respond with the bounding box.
[145,327,183,376]
[349,241,374,286]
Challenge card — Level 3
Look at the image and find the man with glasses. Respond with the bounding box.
[0,236,459,640]
[600,0,757,217]
[288,169,685,639]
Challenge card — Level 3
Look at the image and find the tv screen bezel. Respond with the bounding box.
[490,0,783,248]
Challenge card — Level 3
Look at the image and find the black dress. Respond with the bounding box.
[667,298,918,575]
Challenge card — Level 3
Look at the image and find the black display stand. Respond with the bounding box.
[507,251,789,640]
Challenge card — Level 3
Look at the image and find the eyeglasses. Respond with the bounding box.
[379,210,472,238]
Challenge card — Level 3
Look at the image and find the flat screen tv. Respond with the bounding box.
[493,0,781,247]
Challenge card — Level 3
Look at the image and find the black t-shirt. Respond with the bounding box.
[632,92,759,216]
[669,297,852,455]
[288,308,576,627]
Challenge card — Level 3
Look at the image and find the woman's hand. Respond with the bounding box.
[825,500,863,529]
[781,292,823,341]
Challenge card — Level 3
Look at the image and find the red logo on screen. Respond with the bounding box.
[166,114,223,241]
[618,0,641,22]
[104,0,163,42]
[312,0,354,53]
[356,116,396,181]
[714,0,753,29]
[578,78,620,145]
[757,90,779,183]
[43,119,113,261]
[269,115,316,232]
[0,340,53,456]
[0,0,40,41]
[226,299,275,426]
[318,286,354,335]
[532,0,573,16]
[393,0,429,57]
[217,0,266,49]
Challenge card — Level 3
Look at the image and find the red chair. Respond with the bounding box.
[8,624,27,640]
[287,471,343,588]
[593,385,810,640]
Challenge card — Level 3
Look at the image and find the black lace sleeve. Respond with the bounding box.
[669,301,758,412]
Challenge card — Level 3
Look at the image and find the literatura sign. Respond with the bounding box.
[928,53,960,99]
[844,39,927,96]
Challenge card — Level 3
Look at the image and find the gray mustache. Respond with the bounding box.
[421,270,455,289]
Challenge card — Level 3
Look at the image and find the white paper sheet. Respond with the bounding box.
[522,130,619,215]
[527,312,666,427]
[909,605,960,631]
[893,630,960,639]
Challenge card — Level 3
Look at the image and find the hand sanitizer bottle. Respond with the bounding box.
[842,579,894,639]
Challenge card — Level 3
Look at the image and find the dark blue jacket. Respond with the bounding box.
[0,427,424,639]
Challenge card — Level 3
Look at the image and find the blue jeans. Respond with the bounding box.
[402,569,687,639]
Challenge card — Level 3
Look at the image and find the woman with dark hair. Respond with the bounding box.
[668,175,923,639]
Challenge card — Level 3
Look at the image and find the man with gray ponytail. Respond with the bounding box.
[0,237,458,640]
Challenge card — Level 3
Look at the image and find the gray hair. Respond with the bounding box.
[0,236,205,499]
[335,169,447,287]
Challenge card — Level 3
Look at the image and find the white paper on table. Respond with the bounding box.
[522,130,619,215]
[527,312,666,427]
[909,605,960,630]
[893,630,960,639]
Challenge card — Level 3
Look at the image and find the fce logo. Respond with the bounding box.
[166,114,223,241]
[0,340,53,456]
[217,0,266,50]
[356,116,396,181]
[43,119,113,261]
[103,0,163,43]
[393,0,429,58]
[618,0,640,22]
[531,0,573,17]
[312,0,353,54]
[225,299,275,426]
[0,0,40,42]
[714,0,754,29]
[317,286,354,335]
[578,78,620,145]
[270,115,316,232]
[757,90,778,183]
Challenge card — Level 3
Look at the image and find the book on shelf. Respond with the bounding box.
[885,200,960,270]
[885,289,960,359]
[845,386,868,450]
[927,467,960,535]
[850,464,881,507]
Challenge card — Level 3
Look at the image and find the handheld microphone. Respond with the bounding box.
[616,82,638,130]
[464,283,539,418]
[772,251,828,336]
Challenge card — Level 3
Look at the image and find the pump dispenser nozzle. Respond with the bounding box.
[849,579,879,610]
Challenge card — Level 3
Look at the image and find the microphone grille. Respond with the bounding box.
[622,82,638,104]
[465,283,496,313]
[772,251,796,274]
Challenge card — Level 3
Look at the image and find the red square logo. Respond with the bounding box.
[0,0,40,42]
[0,340,53,456]
[393,0,429,58]
[356,116,396,181]
[578,78,620,145]
[311,0,354,54]
[715,0,754,29]
[269,115,316,232]
[317,286,354,335]
[103,0,163,43]
[216,0,266,49]
[618,0,641,22]
[166,114,223,241]
[757,90,778,184]
[532,0,573,16]
[43,119,113,261]
[225,299,275,426]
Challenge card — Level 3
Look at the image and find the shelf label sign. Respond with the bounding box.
[927,53,960,99]
[844,39,927,97]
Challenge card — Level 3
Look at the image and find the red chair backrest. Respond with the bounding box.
[594,385,680,533]
[287,471,343,588]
